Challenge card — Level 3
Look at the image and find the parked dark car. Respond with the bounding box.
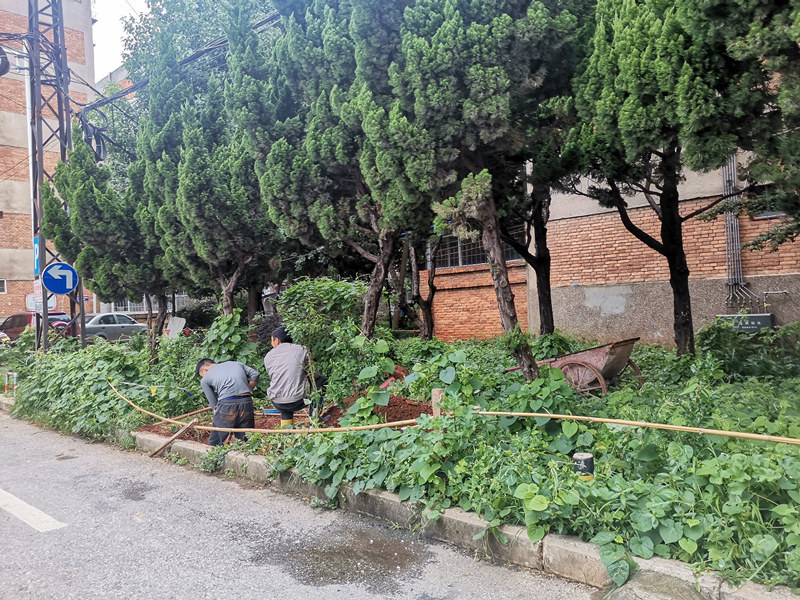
[0,311,70,342]
[79,313,147,341]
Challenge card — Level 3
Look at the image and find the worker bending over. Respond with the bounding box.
[196,358,259,446]
[263,326,309,428]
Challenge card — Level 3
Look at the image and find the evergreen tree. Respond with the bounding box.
[385,0,587,376]
[678,1,800,250]
[569,0,775,355]
[232,0,429,338]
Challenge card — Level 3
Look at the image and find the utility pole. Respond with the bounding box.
[26,0,86,350]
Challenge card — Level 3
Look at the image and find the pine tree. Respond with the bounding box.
[570,0,775,355]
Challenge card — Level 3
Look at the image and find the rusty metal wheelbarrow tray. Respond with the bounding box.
[542,337,641,395]
[506,337,642,395]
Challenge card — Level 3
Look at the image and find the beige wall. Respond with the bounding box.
[527,274,800,346]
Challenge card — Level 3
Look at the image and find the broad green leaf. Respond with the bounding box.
[374,339,390,354]
[630,510,657,533]
[629,536,654,559]
[439,366,456,385]
[772,504,797,517]
[524,494,550,512]
[658,519,683,544]
[590,531,617,547]
[684,523,704,541]
[514,483,538,499]
[372,389,390,406]
[448,349,467,363]
[379,357,395,375]
[678,537,697,555]
[607,560,630,587]
[527,524,546,543]
[599,543,625,565]
[751,534,779,560]
[562,420,578,438]
[358,366,378,380]
[419,462,441,482]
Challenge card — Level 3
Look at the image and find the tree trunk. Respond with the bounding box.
[361,232,396,338]
[391,240,410,330]
[247,282,261,326]
[145,294,153,332]
[220,263,246,316]
[481,197,539,380]
[154,294,169,336]
[531,188,554,335]
[660,149,695,356]
[410,242,437,340]
[149,293,169,360]
[389,263,422,333]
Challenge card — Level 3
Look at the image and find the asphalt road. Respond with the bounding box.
[0,411,595,600]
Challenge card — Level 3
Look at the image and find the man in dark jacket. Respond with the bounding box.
[196,358,259,446]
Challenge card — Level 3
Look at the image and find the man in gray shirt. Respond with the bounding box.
[196,358,259,446]
[263,326,309,428]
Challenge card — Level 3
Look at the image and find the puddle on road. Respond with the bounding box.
[239,519,430,592]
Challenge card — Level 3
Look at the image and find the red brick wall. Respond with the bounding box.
[422,199,800,340]
[0,10,86,64]
[0,146,63,183]
[420,261,528,342]
[0,214,32,248]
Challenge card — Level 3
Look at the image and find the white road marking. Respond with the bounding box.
[0,487,67,532]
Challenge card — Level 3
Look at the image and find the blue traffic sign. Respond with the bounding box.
[33,236,40,275]
[42,262,78,295]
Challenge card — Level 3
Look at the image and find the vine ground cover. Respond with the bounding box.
[2,301,800,590]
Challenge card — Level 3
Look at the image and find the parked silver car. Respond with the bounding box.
[80,313,147,341]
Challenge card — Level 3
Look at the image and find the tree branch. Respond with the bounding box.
[343,238,379,263]
[680,184,754,222]
[607,178,665,255]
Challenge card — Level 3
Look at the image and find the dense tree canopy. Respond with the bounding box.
[569,0,776,355]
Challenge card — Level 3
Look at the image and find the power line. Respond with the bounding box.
[75,10,283,160]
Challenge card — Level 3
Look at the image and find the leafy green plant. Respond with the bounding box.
[201,309,257,366]
[200,445,229,473]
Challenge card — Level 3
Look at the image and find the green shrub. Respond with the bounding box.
[697,319,800,380]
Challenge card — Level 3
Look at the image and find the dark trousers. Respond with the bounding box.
[272,398,307,421]
[209,398,255,446]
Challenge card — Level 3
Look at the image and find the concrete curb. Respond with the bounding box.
[0,396,794,600]
[0,393,15,413]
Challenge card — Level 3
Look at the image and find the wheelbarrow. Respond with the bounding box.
[507,337,643,395]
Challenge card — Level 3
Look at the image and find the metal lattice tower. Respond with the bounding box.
[27,0,85,350]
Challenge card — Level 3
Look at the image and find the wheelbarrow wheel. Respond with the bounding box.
[611,359,644,388]
[559,361,608,396]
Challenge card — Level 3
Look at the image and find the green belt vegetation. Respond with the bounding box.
[2,287,800,589]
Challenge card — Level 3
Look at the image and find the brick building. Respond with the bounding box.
[0,0,96,317]
[422,161,800,345]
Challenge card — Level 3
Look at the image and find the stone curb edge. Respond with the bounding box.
[0,395,794,600]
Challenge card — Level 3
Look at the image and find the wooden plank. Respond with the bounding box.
[148,418,199,458]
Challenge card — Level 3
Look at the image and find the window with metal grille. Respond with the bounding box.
[0,279,6,294]
[431,225,525,269]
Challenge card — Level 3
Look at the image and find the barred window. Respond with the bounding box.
[431,225,525,269]
[0,279,6,294]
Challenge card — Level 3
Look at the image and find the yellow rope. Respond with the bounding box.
[108,380,800,446]
[108,380,417,435]
[473,410,800,447]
